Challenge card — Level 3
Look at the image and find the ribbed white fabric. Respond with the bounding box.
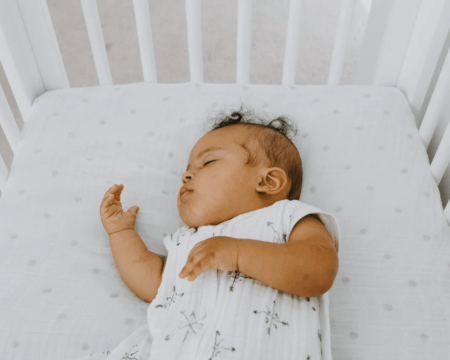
[153,198,341,360]
[79,199,340,360]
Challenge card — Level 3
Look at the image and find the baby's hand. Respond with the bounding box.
[100,184,140,236]
[179,236,239,281]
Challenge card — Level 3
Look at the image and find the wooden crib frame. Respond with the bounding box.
[1,0,450,222]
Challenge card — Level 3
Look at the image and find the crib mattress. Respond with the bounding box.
[0,82,449,360]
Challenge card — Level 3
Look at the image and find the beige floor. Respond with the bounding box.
[0,0,369,190]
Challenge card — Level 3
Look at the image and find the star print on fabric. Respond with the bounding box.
[164,310,208,341]
[253,300,289,335]
[266,221,286,243]
[154,286,184,311]
[208,330,235,359]
[169,232,182,246]
[228,270,252,292]
[119,344,141,360]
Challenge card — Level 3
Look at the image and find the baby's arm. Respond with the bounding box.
[109,229,164,303]
[236,215,338,298]
[100,184,164,303]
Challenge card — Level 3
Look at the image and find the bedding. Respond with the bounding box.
[0,82,449,359]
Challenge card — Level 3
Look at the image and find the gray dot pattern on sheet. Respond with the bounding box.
[2,86,446,358]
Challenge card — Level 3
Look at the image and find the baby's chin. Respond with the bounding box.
[179,212,211,229]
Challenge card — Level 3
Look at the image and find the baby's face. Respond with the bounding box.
[177,125,265,229]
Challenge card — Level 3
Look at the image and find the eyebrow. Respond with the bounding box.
[186,146,223,171]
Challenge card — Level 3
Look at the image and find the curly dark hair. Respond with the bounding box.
[201,102,303,200]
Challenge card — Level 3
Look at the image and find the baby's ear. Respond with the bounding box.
[258,167,289,195]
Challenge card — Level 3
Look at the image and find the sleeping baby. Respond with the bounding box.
[96,108,340,360]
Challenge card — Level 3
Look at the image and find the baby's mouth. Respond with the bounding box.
[181,190,192,198]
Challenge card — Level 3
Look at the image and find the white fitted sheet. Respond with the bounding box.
[0,82,449,360]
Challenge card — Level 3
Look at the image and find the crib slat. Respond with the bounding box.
[396,0,450,118]
[0,150,8,193]
[426,46,450,224]
[419,48,450,150]
[431,113,450,225]
[132,0,157,83]
[444,197,450,225]
[80,0,113,86]
[327,0,357,85]
[236,0,253,84]
[281,0,303,85]
[430,119,450,186]
[428,47,450,188]
[0,83,20,193]
[17,0,70,91]
[0,85,21,155]
[185,0,203,83]
[372,0,421,86]
[0,0,46,122]
[353,0,393,85]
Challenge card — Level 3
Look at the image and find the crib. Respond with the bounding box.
[1,0,450,359]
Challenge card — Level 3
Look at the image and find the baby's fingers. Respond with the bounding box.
[100,184,123,212]
[102,184,123,200]
[100,194,114,214]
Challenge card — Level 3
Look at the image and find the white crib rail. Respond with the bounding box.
[133,0,157,83]
[1,0,450,221]
[80,0,113,86]
[327,0,357,85]
[185,0,203,83]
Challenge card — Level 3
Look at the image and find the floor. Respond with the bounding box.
[0,0,369,193]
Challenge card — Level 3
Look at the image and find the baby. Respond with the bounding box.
[98,108,339,360]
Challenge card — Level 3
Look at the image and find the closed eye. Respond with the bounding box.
[204,160,216,166]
